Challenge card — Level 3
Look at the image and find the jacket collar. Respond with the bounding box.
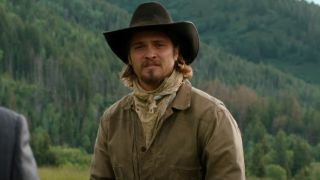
[171,80,192,110]
[123,80,192,111]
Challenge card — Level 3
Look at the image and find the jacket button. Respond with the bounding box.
[140,146,147,152]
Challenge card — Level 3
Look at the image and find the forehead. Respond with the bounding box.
[129,30,172,44]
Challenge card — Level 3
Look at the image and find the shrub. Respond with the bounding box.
[265,164,287,180]
[50,146,91,168]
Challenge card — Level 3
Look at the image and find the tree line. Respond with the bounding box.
[1,0,320,179]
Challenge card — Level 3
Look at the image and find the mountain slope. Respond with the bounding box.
[1,0,320,147]
[1,0,320,177]
[106,0,320,84]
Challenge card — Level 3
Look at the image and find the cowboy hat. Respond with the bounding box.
[103,2,199,64]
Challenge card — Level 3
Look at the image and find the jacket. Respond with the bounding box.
[90,81,245,180]
[0,107,39,180]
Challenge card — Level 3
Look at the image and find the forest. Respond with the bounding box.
[1,0,320,179]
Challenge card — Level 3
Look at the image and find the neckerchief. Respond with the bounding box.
[131,70,183,146]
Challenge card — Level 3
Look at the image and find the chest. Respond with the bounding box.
[107,109,204,180]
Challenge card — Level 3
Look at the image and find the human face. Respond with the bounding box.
[128,31,179,91]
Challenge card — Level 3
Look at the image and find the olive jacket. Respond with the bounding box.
[90,81,245,180]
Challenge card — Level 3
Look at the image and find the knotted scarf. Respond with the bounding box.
[131,70,183,147]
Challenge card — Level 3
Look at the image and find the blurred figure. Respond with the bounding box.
[0,107,39,180]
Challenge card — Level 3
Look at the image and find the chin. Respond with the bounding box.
[141,74,164,84]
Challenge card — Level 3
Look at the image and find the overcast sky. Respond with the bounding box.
[306,0,320,5]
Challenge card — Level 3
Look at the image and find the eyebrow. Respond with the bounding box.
[131,39,168,46]
[130,42,144,46]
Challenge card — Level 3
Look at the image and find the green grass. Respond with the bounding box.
[38,165,89,180]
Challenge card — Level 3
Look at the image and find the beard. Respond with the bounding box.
[139,60,164,86]
[140,68,164,88]
[134,59,175,90]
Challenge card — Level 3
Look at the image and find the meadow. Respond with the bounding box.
[38,165,89,180]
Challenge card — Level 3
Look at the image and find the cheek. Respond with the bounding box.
[163,52,176,66]
[131,62,140,73]
[128,53,138,67]
[164,60,176,71]
[133,61,145,75]
[169,59,175,67]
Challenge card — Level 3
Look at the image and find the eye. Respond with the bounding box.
[155,42,165,48]
[135,45,142,49]
[132,44,144,50]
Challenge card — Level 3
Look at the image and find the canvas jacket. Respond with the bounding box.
[90,81,245,180]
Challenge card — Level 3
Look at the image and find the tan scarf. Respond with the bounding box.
[132,70,183,147]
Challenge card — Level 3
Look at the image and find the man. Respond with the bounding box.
[90,2,245,180]
[0,107,39,180]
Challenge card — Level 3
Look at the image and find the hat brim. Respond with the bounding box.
[103,21,199,65]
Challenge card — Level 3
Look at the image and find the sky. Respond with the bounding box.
[306,0,320,5]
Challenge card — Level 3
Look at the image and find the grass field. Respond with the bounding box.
[38,165,89,180]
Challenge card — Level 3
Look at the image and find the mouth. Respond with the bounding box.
[142,62,161,68]
[144,64,159,68]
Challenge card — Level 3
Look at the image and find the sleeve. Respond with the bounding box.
[14,115,39,180]
[89,113,115,180]
[200,106,245,180]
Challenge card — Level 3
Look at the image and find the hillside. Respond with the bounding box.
[108,0,320,84]
[1,0,320,178]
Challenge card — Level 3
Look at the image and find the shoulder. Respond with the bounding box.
[103,94,132,117]
[189,86,236,130]
[100,94,133,124]
[190,87,241,146]
[0,107,22,150]
[0,106,21,120]
[0,107,29,139]
[190,87,227,112]
[0,107,24,130]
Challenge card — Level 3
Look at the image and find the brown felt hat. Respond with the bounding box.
[103,2,199,64]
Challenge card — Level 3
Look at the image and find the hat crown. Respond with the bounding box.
[104,2,199,64]
[130,2,173,27]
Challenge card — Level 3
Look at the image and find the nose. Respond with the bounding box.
[145,46,156,59]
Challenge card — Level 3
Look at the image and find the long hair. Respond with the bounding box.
[175,55,193,79]
[120,55,193,88]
